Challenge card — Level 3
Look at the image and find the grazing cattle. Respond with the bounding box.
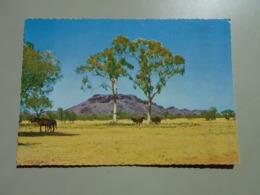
[48,119,57,132]
[35,119,52,132]
[151,116,161,124]
[34,118,57,132]
[131,117,145,124]
[131,117,138,124]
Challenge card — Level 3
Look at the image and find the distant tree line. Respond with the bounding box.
[20,108,77,123]
[19,107,235,123]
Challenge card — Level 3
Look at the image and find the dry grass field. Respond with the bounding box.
[16,118,239,166]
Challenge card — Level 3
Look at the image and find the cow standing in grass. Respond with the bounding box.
[43,119,57,132]
[131,117,138,124]
[131,117,145,124]
[34,118,57,132]
[48,119,57,132]
[35,119,51,132]
[151,116,162,124]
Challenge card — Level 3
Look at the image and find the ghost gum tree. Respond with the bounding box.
[130,39,185,124]
[21,41,62,118]
[75,36,134,124]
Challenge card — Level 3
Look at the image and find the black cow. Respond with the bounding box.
[151,116,162,124]
[131,117,145,124]
[48,119,57,132]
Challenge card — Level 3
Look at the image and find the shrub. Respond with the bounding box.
[201,107,218,121]
[221,109,235,120]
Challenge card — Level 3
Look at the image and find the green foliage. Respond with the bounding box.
[75,35,134,124]
[45,110,56,119]
[77,113,111,121]
[201,107,218,121]
[24,91,52,118]
[64,110,77,123]
[221,109,235,120]
[116,109,133,119]
[130,38,185,123]
[162,111,169,119]
[76,110,136,121]
[185,113,198,120]
[21,41,62,115]
[57,107,64,122]
[131,39,185,98]
[75,35,134,92]
[21,42,62,99]
[167,114,178,119]
[19,113,26,122]
[19,109,34,121]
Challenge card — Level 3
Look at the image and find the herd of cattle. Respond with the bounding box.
[29,118,57,133]
[131,116,162,124]
[20,116,162,132]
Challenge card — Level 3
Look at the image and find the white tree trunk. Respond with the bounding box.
[113,101,117,123]
[112,79,117,124]
[147,112,151,124]
[147,98,151,124]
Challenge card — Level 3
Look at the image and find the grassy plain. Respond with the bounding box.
[17,118,239,166]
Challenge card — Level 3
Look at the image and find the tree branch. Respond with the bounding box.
[90,82,112,93]
[151,89,160,100]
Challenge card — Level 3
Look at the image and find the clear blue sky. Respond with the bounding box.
[23,19,235,112]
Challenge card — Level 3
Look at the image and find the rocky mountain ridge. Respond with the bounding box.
[67,94,203,115]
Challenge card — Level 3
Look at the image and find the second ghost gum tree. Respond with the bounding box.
[76,36,134,124]
[76,35,185,124]
[130,39,185,124]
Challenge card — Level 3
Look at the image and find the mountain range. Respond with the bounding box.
[67,94,203,115]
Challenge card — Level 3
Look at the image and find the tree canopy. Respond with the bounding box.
[130,38,185,123]
[201,107,218,121]
[21,41,62,117]
[221,109,235,120]
[75,35,134,124]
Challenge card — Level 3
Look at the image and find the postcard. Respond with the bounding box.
[17,19,239,166]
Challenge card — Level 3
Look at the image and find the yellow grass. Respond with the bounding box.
[16,118,239,166]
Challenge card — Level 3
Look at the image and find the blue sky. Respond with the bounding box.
[23,19,235,112]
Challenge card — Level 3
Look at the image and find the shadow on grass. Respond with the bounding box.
[18,131,79,137]
[18,142,41,146]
